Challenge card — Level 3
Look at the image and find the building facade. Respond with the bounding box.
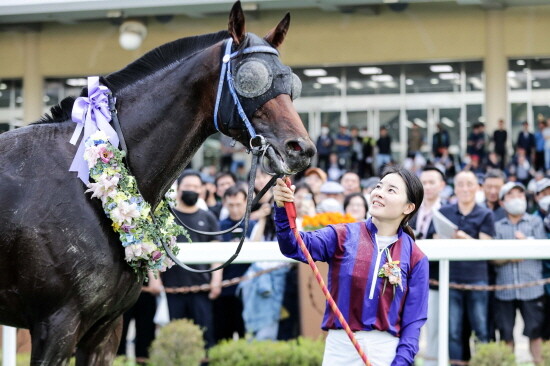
[1,2,550,164]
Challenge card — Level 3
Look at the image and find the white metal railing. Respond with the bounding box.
[3,239,550,366]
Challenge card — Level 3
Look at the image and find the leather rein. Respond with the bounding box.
[105,38,284,274]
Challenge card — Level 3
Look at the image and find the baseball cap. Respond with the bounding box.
[499,181,526,200]
[536,178,550,194]
[304,167,328,183]
[320,181,344,195]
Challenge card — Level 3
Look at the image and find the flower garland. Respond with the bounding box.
[84,130,189,276]
[302,212,356,231]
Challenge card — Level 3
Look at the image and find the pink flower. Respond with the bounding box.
[121,224,135,233]
[83,145,102,168]
[152,251,162,261]
[98,146,114,163]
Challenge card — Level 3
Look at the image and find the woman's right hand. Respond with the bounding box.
[273,178,296,207]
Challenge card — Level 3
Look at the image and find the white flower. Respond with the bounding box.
[140,242,157,256]
[159,256,175,272]
[90,130,109,142]
[86,174,119,203]
[110,201,141,225]
[124,244,142,261]
[83,146,102,168]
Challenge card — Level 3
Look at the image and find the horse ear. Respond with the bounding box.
[264,13,290,49]
[228,1,246,46]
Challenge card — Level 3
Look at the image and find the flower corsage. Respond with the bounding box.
[378,248,403,296]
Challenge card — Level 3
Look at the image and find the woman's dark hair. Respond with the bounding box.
[343,192,368,219]
[380,165,424,240]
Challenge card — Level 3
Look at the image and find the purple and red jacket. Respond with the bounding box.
[274,207,429,365]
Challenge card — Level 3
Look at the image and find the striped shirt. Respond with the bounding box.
[274,207,429,366]
[494,213,546,301]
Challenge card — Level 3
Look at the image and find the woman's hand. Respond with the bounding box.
[273,178,296,207]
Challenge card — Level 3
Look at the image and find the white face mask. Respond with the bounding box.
[475,190,485,204]
[504,198,527,216]
[321,127,329,135]
[539,195,550,213]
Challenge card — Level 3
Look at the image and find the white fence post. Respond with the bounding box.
[437,260,450,366]
[2,326,16,366]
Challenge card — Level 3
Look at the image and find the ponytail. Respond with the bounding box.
[402,223,416,241]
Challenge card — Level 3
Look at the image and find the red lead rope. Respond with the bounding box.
[283,178,371,366]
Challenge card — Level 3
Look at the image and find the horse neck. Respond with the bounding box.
[115,47,221,208]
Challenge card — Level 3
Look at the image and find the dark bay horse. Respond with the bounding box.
[0,2,315,365]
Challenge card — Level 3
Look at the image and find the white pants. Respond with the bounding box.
[323,329,399,366]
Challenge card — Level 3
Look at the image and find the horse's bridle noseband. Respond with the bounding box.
[107,37,286,274]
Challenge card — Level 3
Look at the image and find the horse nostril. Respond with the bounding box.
[285,140,316,158]
[287,141,302,152]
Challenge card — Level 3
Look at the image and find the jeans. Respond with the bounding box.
[544,147,550,171]
[376,154,392,174]
[449,285,489,364]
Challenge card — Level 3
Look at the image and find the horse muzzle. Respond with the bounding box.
[265,137,316,175]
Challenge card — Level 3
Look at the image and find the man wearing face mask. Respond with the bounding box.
[160,170,222,349]
[492,182,546,364]
[316,124,333,172]
[533,178,550,340]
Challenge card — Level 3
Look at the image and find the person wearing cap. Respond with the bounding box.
[533,177,550,340]
[492,182,546,364]
[318,181,345,213]
[304,167,327,203]
[534,178,550,227]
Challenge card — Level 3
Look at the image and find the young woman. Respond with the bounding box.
[273,166,429,366]
[344,192,369,221]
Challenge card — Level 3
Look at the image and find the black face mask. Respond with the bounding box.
[181,190,199,207]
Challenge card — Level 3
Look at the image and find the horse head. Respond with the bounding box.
[218,1,316,175]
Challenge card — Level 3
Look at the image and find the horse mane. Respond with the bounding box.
[36,30,230,124]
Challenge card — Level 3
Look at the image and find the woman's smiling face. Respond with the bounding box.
[369,173,414,222]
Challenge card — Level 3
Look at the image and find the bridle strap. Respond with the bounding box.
[170,170,278,237]
[107,87,283,274]
[213,38,279,138]
[162,152,281,273]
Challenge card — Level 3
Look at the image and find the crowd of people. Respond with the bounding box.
[118,118,550,365]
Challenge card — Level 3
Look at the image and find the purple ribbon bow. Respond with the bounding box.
[69,76,120,184]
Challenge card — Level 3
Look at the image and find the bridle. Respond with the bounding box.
[107,37,288,273]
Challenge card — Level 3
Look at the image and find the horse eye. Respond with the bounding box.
[234,60,273,98]
[291,73,302,100]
